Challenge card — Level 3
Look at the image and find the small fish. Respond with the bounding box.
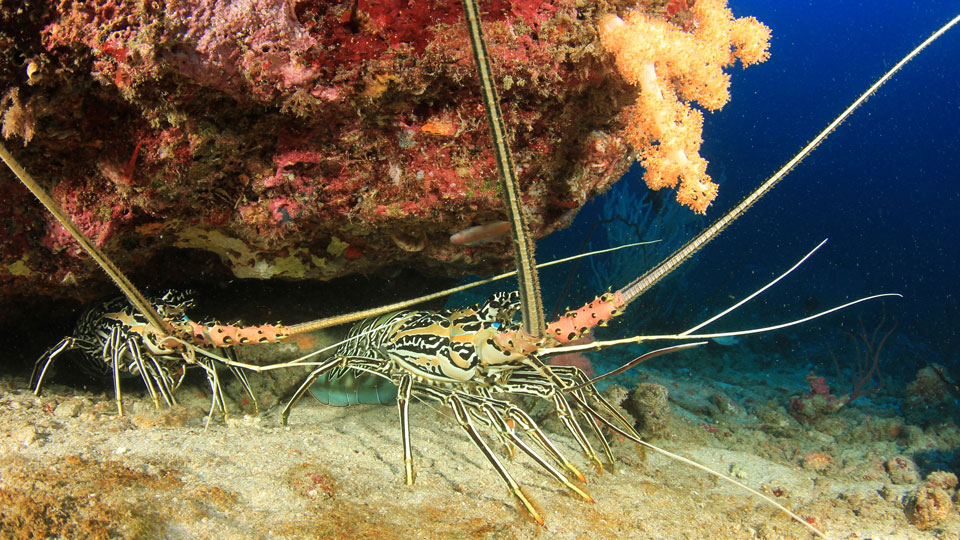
[450,221,511,246]
[711,336,741,347]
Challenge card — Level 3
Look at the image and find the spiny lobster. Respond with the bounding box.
[28,288,269,417]
[269,240,891,533]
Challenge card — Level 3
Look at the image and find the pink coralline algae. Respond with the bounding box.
[0,0,651,305]
[787,372,845,424]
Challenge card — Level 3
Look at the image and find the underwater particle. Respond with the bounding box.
[397,128,416,149]
[708,392,743,417]
[15,424,38,446]
[421,117,458,136]
[627,382,671,438]
[907,486,953,530]
[1,88,36,143]
[52,400,82,419]
[6,258,32,276]
[879,484,897,502]
[924,471,958,492]
[787,371,844,424]
[286,462,339,500]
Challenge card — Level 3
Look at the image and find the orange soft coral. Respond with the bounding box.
[599,0,770,213]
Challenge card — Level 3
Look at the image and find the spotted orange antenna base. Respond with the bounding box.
[545,292,625,344]
[178,321,291,348]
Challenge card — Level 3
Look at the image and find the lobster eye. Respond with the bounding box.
[491,322,501,329]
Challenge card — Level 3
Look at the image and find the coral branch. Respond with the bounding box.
[830,311,896,403]
[599,0,770,213]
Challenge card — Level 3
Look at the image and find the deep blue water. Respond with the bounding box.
[533,2,960,385]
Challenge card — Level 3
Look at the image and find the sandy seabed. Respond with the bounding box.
[0,358,956,540]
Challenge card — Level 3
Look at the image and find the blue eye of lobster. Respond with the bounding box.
[491,322,501,329]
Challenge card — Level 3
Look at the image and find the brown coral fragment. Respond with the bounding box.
[627,382,671,438]
[0,88,36,143]
[907,486,953,531]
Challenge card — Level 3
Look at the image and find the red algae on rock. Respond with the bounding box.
[0,0,646,303]
[4,0,753,308]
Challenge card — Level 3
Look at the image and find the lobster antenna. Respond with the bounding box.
[616,12,960,308]
[286,241,656,334]
[637,437,825,537]
[0,142,171,334]
[461,0,545,337]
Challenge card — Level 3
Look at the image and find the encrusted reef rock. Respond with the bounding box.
[885,455,921,485]
[906,471,958,531]
[626,381,671,439]
[0,0,638,303]
[903,364,960,426]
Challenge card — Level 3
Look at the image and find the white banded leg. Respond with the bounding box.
[104,328,127,416]
[446,392,545,526]
[280,355,349,425]
[30,337,78,395]
[465,393,594,502]
[499,365,626,471]
[225,346,258,413]
[119,335,162,409]
[474,387,588,483]
[202,358,227,421]
[397,374,415,484]
[144,356,179,407]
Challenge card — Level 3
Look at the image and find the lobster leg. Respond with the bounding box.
[446,392,544,526]
[120,335,162,409]
[100,327,133,415]
[413,382,592,503]
[552,366,641,440]
[550,387,603,473]
[396,374,415,485]
[558,371,638,470]
[228,362,259,414]
[200,358,227,422]
[575,400,616,470]
[498,365,632,470]
[279,355,350,425]
[469,395,594,502]
[475,387,587,483]
[144,355,179,407]
[30,337,77,396]
[501,355,607,471]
